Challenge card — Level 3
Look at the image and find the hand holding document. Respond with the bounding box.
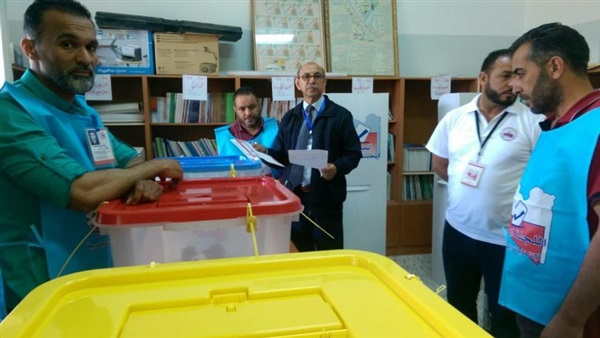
[288,149,328,170]
[230,139,284,167]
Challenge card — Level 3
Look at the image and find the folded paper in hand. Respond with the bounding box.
[230,139,284,167]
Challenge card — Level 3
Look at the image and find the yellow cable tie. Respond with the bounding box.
[230,163,237,178]
[246,203,259,256]
[301,211,335,239]
[405,273,421,281]
[435,285,447,294]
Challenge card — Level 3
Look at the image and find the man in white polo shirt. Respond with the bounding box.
[426,49,543,337]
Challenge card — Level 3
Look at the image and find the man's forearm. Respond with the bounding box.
[69,160,178,212]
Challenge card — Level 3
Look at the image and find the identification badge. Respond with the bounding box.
[86,128,116,167]
[461,161,485,187]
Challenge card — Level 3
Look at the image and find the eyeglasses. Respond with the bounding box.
[299,73,325,82]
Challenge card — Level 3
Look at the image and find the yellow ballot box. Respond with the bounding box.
[1,250,491,337]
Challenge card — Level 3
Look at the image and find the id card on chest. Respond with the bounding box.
[86,128,116,167]
[461,161,485,187]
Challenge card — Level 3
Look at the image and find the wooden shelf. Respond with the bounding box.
[12,62,600,256]
[151,123,228,127]
[403,171,433,176]
[104,122,145,127]
[387,200,401,207]
[9,64,462,254]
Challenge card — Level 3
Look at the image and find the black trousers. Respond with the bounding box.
[442,221,519,338]
[291,188,343,252]
[515,314,544,338]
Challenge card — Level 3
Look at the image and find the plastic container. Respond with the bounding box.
[2,250,492,338]
[95,177,302,266]
[176,155,262,179]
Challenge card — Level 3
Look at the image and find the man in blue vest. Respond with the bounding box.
[426,49,541,338]
[500,23,600,337]
[214,86,279,176]
[0,0,182,319]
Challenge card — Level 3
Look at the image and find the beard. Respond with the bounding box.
[527,70,562,115]
[47,65,95,94]
[485,83,517,107]
[242,115,260,129]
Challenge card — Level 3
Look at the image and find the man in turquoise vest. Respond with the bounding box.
[0,0,183,319]
[500,23,600,337]
[214,86,279,176]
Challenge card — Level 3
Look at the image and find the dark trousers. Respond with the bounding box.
[442,221,519,338]
[291,188,343,252]
[515,314,544,338]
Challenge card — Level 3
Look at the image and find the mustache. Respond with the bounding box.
[70,65,95,75]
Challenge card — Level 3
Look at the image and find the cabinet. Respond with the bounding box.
[6,65,477,255]
[387,71,599,255]
[10,64,600,255]
[386,78,479,255]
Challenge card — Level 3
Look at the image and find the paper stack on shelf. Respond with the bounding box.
[151,93,233,123]
[257,97,298,121]
[387,133,395,162]
[153,137,217,158]
[402,144,431,172]
[402,175,434,201]
[91,102,144,123]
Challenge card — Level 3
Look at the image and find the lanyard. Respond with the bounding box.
[475,111,508,158]
[303,99,325,132]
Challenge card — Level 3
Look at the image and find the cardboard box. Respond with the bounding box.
[153,32,219,75]
[95,29,154,75]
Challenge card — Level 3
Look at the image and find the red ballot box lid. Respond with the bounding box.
[96,177,302,227]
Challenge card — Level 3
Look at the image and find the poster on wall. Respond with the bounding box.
[252,0,327,72]
[324,0,398,76]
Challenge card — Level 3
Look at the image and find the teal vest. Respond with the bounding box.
[215,117,278,155]
[1,84,113,279]
[215,117,280,177]
[500,108,600,324]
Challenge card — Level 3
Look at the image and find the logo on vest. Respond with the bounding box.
[500,127,517,141]
[507,187,555,264]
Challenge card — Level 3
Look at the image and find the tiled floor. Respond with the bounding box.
[390,253,447,300]
[390,254,488,329]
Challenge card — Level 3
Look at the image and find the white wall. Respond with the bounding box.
[396,0,600,76]
[523,1,600,64]
[2,0,600,78]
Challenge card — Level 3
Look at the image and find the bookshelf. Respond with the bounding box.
[7,65,490,255]
[387,77,479,255]
[10,63,600,256]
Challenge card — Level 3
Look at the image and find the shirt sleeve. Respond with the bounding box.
[0,97,87,208]
[426,113,451,159]
[107,131,141,168]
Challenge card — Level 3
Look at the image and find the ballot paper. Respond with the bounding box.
[230,139,284,167]
[288,149,328,170]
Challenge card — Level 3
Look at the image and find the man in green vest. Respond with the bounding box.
[0,0,182,319]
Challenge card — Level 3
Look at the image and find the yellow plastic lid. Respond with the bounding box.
[1,250,491,337]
